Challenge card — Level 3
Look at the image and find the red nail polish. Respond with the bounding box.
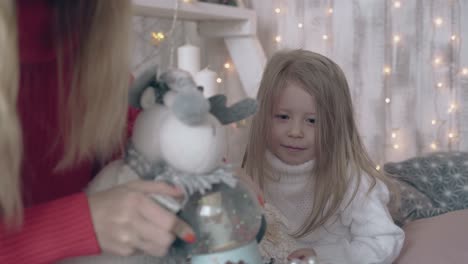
[257,195,265,206]
[183,233,196,243]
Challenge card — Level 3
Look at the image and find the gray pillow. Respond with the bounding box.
[389,178,439,226]
[385,152,468,224]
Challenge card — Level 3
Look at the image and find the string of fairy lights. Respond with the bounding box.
[271,0,467,167]
[384,1,468,162]
[272,3,334,46]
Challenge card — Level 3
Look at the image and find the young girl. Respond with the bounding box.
[243,49,404,264]
[0,1,193,263]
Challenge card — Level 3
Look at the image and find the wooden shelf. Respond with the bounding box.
[132,0,266,98]
[133,0,255,22]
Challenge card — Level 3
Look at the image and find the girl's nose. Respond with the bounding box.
[287,120,304,138]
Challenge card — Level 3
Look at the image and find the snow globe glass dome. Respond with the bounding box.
[174,181,264,264]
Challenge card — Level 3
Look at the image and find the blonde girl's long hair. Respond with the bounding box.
[0,0,132,225]
[243,49,397,237]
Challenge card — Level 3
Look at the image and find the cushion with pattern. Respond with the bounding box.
[389,178,438,226]
[384,152,468,224]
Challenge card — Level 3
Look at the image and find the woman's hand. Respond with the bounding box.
[287,247,317,261]
[88,180,195,257]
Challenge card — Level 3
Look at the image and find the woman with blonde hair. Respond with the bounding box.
[243,49,404,263]
[0,1,193,262]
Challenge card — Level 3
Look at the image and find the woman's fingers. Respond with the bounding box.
[137,193,196,244]
[88,179,194,257]
[132,216,175,256]
[170,217,196,243]
[126,180,183,197]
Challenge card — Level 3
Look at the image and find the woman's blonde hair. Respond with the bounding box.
[243,49,397,237]
[0,0,132,224]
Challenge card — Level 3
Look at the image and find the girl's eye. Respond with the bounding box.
[274,114,289,120]
[307,118,316,124]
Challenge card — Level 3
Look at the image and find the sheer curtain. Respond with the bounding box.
[249,0,468,163]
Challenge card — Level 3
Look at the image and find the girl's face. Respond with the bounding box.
[268,83,316,165]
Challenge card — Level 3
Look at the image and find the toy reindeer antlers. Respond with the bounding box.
[129,67,258,125]
[209,94,257,125]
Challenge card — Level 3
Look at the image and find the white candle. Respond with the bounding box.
[177,44,200,77]
[195,68,218,98]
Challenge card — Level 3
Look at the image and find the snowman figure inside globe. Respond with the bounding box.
[85,67,266,264]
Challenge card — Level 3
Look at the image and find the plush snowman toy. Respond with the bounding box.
[59,68,265,264]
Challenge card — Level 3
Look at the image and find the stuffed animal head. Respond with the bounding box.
[129,67,257,175]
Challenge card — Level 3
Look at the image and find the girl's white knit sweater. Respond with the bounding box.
[260,151,404,264]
